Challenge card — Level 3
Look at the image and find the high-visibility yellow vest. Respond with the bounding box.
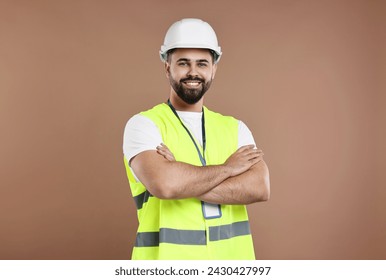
[124,103,255,260]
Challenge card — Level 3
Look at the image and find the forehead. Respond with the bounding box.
[170,48,212,61]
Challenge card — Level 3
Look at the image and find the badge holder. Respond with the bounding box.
[202,202,222,219]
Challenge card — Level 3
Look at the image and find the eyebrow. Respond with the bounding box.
[176,58,210,63]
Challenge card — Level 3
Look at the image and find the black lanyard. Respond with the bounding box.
[167,99,206,166]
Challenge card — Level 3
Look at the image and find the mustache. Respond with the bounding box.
[180,77,205,83]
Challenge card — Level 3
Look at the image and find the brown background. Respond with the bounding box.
[1,0,385,259]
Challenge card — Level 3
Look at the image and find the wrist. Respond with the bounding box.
[221,162,233,178]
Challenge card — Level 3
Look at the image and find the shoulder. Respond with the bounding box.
[124,103,169,130]
[140,103,170,118]
[123,112,163,163]
[205,107,256,147]
[204,106,238,126]
[238,120,256,147]
[124,113,156,132]
[123,103,167,140]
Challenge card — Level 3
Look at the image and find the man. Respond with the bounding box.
[123,18,270,260]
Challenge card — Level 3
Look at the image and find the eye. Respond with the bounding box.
[198,62,208,67]
[178,62,188,66]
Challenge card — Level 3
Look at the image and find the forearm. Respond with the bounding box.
[131,151,233,199]
[134,144,263,200]
[157,161,233,199]
[198,161,270,205]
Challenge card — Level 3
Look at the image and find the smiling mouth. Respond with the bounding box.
[183,81,202,87]
[184,81,201,86]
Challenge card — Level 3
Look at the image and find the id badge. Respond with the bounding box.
[202,202,222,219]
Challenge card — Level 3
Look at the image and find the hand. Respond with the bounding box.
[156,143,176,161]
[224,145,264,177]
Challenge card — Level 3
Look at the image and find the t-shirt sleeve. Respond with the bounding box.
[238,120,257,148]
[123,114,163,164]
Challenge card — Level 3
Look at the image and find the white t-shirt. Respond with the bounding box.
[123,110,256,179]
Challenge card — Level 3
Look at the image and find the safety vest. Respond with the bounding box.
[124,103,255,260]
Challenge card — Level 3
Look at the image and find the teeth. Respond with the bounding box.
[186,82,199,85]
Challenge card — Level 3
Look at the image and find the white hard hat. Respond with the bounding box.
[159,18,222,64]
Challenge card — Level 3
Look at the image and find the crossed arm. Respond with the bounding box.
[130,144,270,205]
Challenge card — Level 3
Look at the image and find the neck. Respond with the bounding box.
[169,92,204,112]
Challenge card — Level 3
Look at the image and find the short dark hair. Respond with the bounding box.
[166,49,176,63]
[166,48,215,64]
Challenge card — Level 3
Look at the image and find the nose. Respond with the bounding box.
[187,64,199,77]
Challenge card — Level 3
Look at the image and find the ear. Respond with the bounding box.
[164,62,170,78]
[211,63,218,80]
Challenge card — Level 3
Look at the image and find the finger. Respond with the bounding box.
[156,148,166,157]
[157,149,174,161]
[157,147,170,157]
[164,151,175,160]
[246,148,263,154]
[160,143,171,150]
[242,146,261,155]
[156,146,169,156]
[157,145,175,159]
[237,144,255,152]
[245,152,264,162]
[157,144,170,152]
[243,149,263,158]
[249,155,264,164]
[165,154,175,161]
[159,143,169,152]
[235,148,257,158]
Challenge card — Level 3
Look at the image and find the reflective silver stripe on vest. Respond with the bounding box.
[160,228,206,245]
[133,191,152,210]
[209,221,251,242]
[135,231,159,247]
[135,228,206,247]
[135,221,250,247]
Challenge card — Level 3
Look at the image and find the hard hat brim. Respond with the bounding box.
[159,45,222,64]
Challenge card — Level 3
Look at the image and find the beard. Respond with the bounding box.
[169,75,213,104]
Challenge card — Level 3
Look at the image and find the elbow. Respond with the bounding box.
[254,173,270,203]
[147,177,180,200]
[261,173,271,201]
[247,160,270,203]
[260,183,270,202]
[259,163,271,202]
[154,189,178,200]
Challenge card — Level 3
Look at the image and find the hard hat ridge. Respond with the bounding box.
[160,18,222,64]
